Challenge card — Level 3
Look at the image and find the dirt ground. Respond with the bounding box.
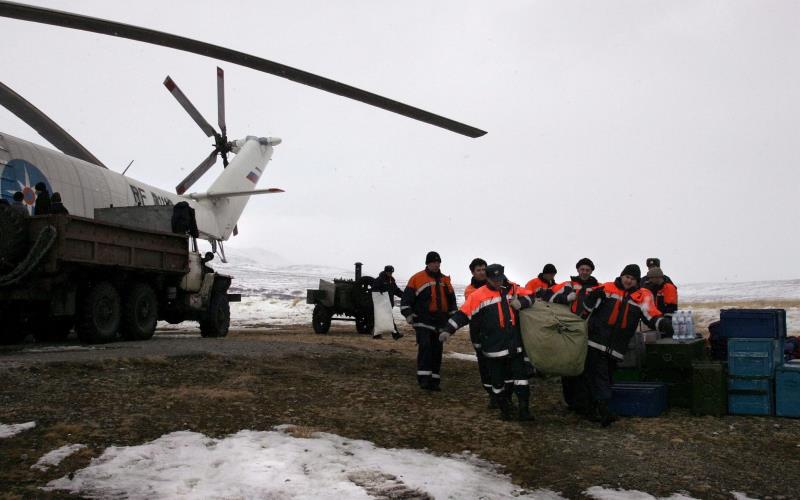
[1,323,798,500]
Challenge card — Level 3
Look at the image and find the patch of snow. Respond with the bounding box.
[46,426,565,499]
[584,487,697,500]
[730,493,760,500]
[446,351,478,362]
[0,421,36,438]
[32,444,86,471]
[22,345,109,353]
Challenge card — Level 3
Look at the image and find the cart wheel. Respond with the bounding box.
[355,311,374,335]
[312,304,332,334]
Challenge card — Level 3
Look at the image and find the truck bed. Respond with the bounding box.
[29,214,189,275]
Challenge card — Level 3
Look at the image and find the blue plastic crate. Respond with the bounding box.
[727,338,783,378]
[609,382,668,417]
[720,309,786,339]
[728,377,773,416]
[776,364,800,418]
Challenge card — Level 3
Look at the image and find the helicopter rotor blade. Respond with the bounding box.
[0,1,486,138]
[0,80,106,167]
[216,67,226,137]
[175,149,218,195]
[163,76,217,139]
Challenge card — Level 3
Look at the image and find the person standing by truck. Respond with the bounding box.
[401,251,457,391]
[33,182,51,215]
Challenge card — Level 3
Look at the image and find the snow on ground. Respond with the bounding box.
[584,487,697,499]
[45,426,565,499]
[681,279,800,303]
[0,421,36,438]
[32,444,86,471]
[446,351,478,362]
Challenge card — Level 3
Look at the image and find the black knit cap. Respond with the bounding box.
[576,258,595,271]
[542,263,557,275]
[621,264,641,281]
[646,257,660,268]
[425,251,441,264]
[34,182,47,192]
[486,263,506,281]
[384,265,394,273]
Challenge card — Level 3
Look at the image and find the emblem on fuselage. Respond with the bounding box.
[0,159,53,214]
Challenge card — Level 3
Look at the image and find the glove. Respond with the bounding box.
[510,296,522,310]
[405,314,417,325]
[439,331,450,343]
[566,292,576,303]
[660,317,674,336]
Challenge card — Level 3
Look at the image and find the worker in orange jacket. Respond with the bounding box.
[400,251,457,391]
[442,264,536,421]
[525,263,557,297]
[581,264,673,426]
[643,267,678,316]
[543,257,600,413]
[464,258,495,407]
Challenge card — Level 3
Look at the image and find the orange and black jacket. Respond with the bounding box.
[525,274,555,298]
[545,275,600,315]
[464,277,487,348]
[401,269,457,328]
[582,279,671,360]
[446,282,534,357]
[645,281,678,315]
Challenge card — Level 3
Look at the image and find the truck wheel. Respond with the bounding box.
[355,312,374,335]
[0,309,27,345]
[312,304,332,334]
[121,283,158,341]
[77,282,121,344]
[200,292,229,338]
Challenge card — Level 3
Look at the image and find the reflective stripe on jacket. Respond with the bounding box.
[448,282,534,357]
[582,279,665,359]
[400,269,457,327]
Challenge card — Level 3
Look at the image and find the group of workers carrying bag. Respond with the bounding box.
[396,251,678,427]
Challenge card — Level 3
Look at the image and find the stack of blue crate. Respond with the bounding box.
[722,309,787,416]
[775,360,800,417]
[727,338,783,415]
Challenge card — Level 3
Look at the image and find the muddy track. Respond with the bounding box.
[0,325,797,499]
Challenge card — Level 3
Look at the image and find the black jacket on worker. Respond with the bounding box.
[33,189,51,215]
[400,269,457,328]
[446,281,534,358]
[373,271,403,306]
[582,278,673,360]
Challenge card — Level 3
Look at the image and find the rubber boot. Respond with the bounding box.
[487,393,499,410]
[597,400,615,427]
[517,403,535,422]
[392,329,404,340]
[498,393,513,421]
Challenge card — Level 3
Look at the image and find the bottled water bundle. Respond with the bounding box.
[672,310,696,340]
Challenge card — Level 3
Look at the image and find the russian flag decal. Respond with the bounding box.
[246,171,259,183]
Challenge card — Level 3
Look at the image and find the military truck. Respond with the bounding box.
[0,205,239,344]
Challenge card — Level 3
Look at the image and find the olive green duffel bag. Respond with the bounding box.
[520,301,587,376]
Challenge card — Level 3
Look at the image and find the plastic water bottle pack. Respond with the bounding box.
[672,310,696,340]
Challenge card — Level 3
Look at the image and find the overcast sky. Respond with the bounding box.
[1,1,798,285]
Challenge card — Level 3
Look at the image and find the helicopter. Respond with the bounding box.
[0,1,486,251]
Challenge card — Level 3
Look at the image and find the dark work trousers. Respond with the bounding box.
[582,346,618,401]
[469,325,493,395]
[562,375,591,410]
[487,353,530,406]
[415,328,443,388]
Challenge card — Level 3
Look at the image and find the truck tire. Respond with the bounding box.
[121,283,158,341]
[0,204,27,272]
[77,282,121,344]
[200,291,229,338]
[312,304,332,334]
